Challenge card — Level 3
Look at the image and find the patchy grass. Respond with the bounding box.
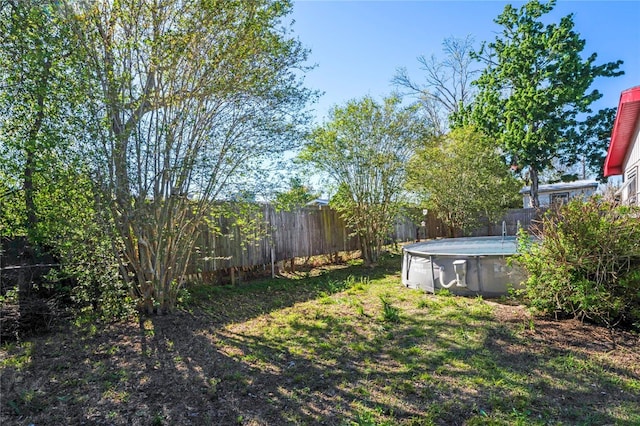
[1,251,639,425]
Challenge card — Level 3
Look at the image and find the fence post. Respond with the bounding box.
[271,246,275,278]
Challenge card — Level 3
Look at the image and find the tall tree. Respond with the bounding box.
[406,126,521,236]
[393,35,478,134]
[0,0,87,243]
[300,96,430,265]
[468,0,622,207]
[70,0,313,313]
[564,107,617,182]
[0,1,120,320]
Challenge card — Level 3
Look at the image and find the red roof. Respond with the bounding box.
[604,86,640,177]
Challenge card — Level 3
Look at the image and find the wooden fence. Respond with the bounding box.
[469,208,545,237]
[1,206,545,283]
[189,205,390,275]
[415,208,545,240]
[187,205,545,276]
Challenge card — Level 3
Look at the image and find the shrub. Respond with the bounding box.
[516,198,640,329]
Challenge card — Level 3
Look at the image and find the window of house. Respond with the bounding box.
[626,167,637,205]
[550,192,569,205]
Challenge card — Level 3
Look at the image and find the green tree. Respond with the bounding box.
[468,0,622,207]
[406,126,521,236]
[72,0,313,313]
[0,1,131,320]
[273,177,318,212]
[300,96,430,265]
[564,107,617,182]
[0,0,88,243]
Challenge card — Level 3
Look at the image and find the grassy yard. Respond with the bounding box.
[1,251,639,425]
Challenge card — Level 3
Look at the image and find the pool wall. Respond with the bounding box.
[401,236,527,297]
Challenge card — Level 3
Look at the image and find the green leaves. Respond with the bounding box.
[273,177,318,212]
[300,96,431,265]
[406,126,521,235]
[0,0,92,242]
[468,0,623,207]
[0,0,315,315]
[517,199,640,328]
[77,0,314,313]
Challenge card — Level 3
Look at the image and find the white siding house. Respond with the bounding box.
[519,180,599,208]
[604,86,640,205]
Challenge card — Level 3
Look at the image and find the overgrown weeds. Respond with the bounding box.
[516,198,640,329]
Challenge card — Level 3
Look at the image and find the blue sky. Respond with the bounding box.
[290,0,640,125]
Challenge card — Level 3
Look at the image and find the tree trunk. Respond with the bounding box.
[24,59,50,241]
[24,150,37,236]
[529,167,540,209]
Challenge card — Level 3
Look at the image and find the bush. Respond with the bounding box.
[516,198,640,329]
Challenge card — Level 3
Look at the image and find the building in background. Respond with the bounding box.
[519,179,599,208]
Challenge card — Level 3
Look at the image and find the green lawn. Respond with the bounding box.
[1,251,639,425]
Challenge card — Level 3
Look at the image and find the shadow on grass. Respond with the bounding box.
[1,252,639,425]
[0,254,401,424]
[183,253,400,327]
[131,290,639,424]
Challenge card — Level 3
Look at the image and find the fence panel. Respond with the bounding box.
[188,205,418,274]
[470,208,545,237]
[187,206,545,275]
[2,206,545,281]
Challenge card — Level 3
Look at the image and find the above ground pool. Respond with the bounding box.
[401,236,527,297]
